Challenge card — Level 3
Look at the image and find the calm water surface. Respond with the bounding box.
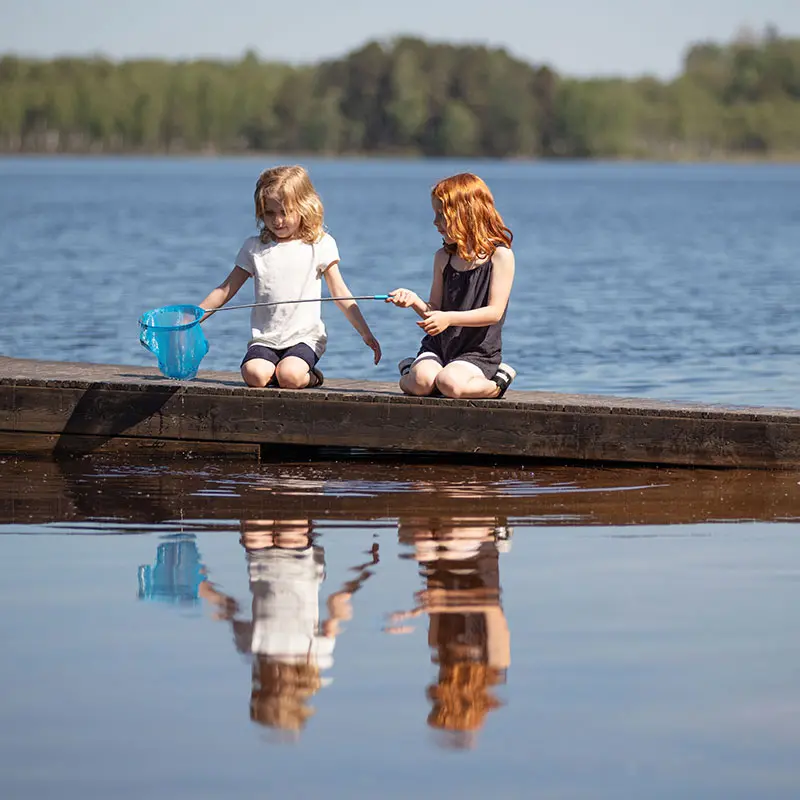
[2,158,800,797]
[1,456,800,799]
[1,157,799,405]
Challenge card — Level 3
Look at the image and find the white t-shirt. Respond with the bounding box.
[235,233,340,356]
[248,548,335,670]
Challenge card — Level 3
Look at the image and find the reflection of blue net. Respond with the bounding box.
[139,304,209,380]
[137,534,205,605]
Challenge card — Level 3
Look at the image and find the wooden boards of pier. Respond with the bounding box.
[1,355,799,468]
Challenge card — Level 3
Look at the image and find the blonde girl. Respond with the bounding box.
[199,165,381,388]
[388,173,515,399]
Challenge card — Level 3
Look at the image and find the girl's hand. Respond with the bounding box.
[327,590,354,622]
[387,288,420,308]
[415,588,447,607]
[417,310,452,336]
[198,581,239,620]
[383,607,423,634]
[363,333,382,364]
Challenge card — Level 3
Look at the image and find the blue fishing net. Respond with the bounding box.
[139,304,209,379]
[137,534,205,605]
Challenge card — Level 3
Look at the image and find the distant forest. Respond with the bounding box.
[1,28,799,159]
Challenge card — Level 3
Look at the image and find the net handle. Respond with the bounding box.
[200,294,390,321]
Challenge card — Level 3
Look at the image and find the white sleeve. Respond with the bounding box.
[235,238,256,275]
[316,234,340,276]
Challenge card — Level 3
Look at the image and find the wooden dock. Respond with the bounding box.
[1,355,799,467]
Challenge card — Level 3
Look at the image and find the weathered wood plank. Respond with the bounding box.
[1,355,799,467]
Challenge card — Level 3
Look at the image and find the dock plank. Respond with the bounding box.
[1,355,799,467]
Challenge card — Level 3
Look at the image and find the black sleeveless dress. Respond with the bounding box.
[417,252,505,379]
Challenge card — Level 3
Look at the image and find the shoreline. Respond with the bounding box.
[2,151,800,165]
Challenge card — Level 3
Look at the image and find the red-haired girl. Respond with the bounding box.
[387,173,516,399]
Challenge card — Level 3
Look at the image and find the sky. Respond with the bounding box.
[1,0,799,79]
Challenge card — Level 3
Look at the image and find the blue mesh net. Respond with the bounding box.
[139,304,209,380]
[137,534,205,605]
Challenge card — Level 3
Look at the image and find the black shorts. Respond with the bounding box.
[240,343,319,369]
[416,347,499,380]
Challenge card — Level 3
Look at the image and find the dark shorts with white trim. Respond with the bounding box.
[240,343,319,369]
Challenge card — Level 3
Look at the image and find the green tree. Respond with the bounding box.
[0,33,799,159]
[385,42,428,150]
[435,100,480,156]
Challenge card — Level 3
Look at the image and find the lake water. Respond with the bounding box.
[1,157,799,405]
[2,157,800,798]
[1,456,800,799]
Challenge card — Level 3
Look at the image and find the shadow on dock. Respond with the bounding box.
[53,384,180,457]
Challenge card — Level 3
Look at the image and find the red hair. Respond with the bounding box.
[431,173,512,262]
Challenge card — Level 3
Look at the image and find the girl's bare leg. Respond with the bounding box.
[275,356,317,389]
[400,359,442,396]
[241,357,277,388]
[435,362,500,399]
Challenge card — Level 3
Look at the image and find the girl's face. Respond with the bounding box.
[261,195,301,240]
[431,196,453,244]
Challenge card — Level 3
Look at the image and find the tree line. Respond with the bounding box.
[1,28,799,159]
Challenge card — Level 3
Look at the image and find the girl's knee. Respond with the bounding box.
[435,374,466,399]
[241,361,275,388]
[275,361,310,389]
[400,373,436,396]
[278,374,309,389]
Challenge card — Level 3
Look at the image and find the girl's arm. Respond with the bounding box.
[197,266,250,320]
[321,543,380,638]
[387,249,446,319]
[418,247,515,336]
[198,578,240,620]
[485,605,511,669]
[414,591,510,668]
[323,263,382,364]
[321,589,353,638]
[386,600,510,666]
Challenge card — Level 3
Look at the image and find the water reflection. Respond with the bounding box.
[139,520,379,739]
[4,455,800,796]
[4,456,800,530]
[137,534,206,605]
[388,516,512,749]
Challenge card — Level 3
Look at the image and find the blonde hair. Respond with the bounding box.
[254,165,324,244]
[250,658,322,732]
[432,173,513,262]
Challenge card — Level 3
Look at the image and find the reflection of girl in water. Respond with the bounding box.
[388,517,511,749]
[200,520,378,737]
